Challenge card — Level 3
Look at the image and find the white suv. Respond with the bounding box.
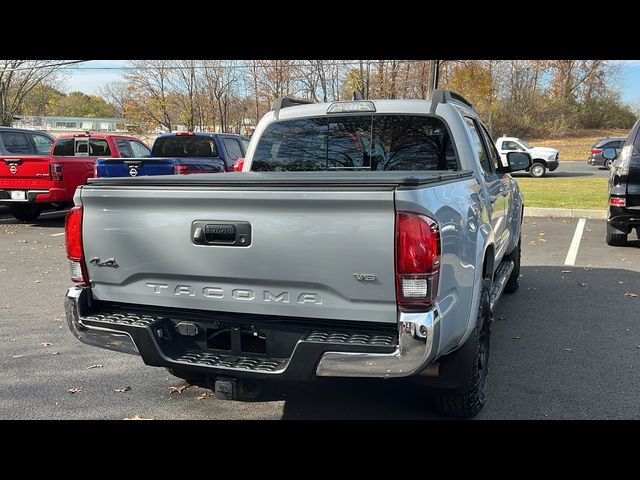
[496,136,559,178]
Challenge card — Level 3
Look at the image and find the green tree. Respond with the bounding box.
[53,91,117,117]
[20,84,64,116]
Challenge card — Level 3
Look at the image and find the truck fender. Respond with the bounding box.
[442,204,494,356]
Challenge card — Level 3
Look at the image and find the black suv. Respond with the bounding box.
[604,123,639,246]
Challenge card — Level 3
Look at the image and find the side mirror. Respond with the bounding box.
[506,151,532,172]
[232,157,245,172]
[602,148,617,160]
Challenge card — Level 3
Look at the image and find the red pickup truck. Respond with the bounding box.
[0,133,150,221]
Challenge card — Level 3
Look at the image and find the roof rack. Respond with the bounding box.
[429,89,476,114]
[271,96,314,120]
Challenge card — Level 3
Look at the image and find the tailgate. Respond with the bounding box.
[81,185,397,324]
[97,157,174,177]
[0,156,52,189]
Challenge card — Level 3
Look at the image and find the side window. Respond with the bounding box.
[31,133,54,155]
[479,125,502,172]
[52,138,74,156]
[1,131,33,154]
[222,137,243,161]
[89,138,112,157]
[502,141,521,151]
[116,139,132,157]
[465,118,492,175]
[240,138,250,154]
[128,140,150,158]
[603,140,623,150]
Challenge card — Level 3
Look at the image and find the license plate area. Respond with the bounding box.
[10,190,26,200]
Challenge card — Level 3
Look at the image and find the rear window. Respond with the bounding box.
[52,138,74,156]
[152,136,219,158]
[251,115,458,172]
[53,138,112,156]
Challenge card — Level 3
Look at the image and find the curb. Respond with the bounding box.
[524,207,607,219]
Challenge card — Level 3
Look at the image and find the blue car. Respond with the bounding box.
[95,132,250,177]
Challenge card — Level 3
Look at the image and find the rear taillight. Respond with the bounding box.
[395,211,440,308]
[93,163,98,178]
[591,148,603,155]
[232,157,245,172]
[65,206,88,285]
[174,164,189,175]
[50,162,63,181]
[610,196,627,207]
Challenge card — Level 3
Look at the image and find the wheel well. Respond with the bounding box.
[531,158,548,167]
[483,245,495,283]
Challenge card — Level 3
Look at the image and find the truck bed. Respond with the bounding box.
[87,170,473,187]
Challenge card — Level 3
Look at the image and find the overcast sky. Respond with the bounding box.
[63,60,640,107]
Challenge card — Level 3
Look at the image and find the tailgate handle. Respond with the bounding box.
[192,221,251,247]
[4,159,22,165]
[124,160,143,168]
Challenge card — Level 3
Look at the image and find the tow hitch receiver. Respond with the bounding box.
[214,377,238,400]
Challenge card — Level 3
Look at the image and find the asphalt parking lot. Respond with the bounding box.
[1,205,639,419]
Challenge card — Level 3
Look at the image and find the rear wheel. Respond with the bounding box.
[530,162,546,178]
[606,231,627,246]
[9,204,43,222]
[433,280,491,418]
[504,238,521,293]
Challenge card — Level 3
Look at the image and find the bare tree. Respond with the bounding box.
[0,60,66,126]
[127,60,176,131]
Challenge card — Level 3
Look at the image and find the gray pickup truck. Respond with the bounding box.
[64,90,531,418]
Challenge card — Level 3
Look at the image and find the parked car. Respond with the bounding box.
[604,122,640,246]
[496,136,559,177]
[95,132,250,177]
[64,90,531,418]
[0,133,149,221]
[587,137,627,170]
[0,127,54,156]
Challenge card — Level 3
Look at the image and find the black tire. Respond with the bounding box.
[529,162,546,178]
[166,368,205,387]
[9,203,43,221]
[606,231,627,246]
[605,159,614,170]
[504,238,521,294]
[433,280,491,419]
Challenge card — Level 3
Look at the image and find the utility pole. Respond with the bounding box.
[432,60,440,90]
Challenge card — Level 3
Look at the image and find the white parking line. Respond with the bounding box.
[50,232,65,237]
[564,218,587,266]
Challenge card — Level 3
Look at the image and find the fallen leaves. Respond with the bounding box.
[624,292,638,298]
[124,415,152,420]
[87,364,103,369]
[40,342,53,347]
[114,387,131,393]
[51,352,60,356]
[168,385,191,394]
[67,387,82,394]
[196,392,212,401]
[10,338,16,342]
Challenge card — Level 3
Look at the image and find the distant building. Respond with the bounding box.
[12,115,134,134]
